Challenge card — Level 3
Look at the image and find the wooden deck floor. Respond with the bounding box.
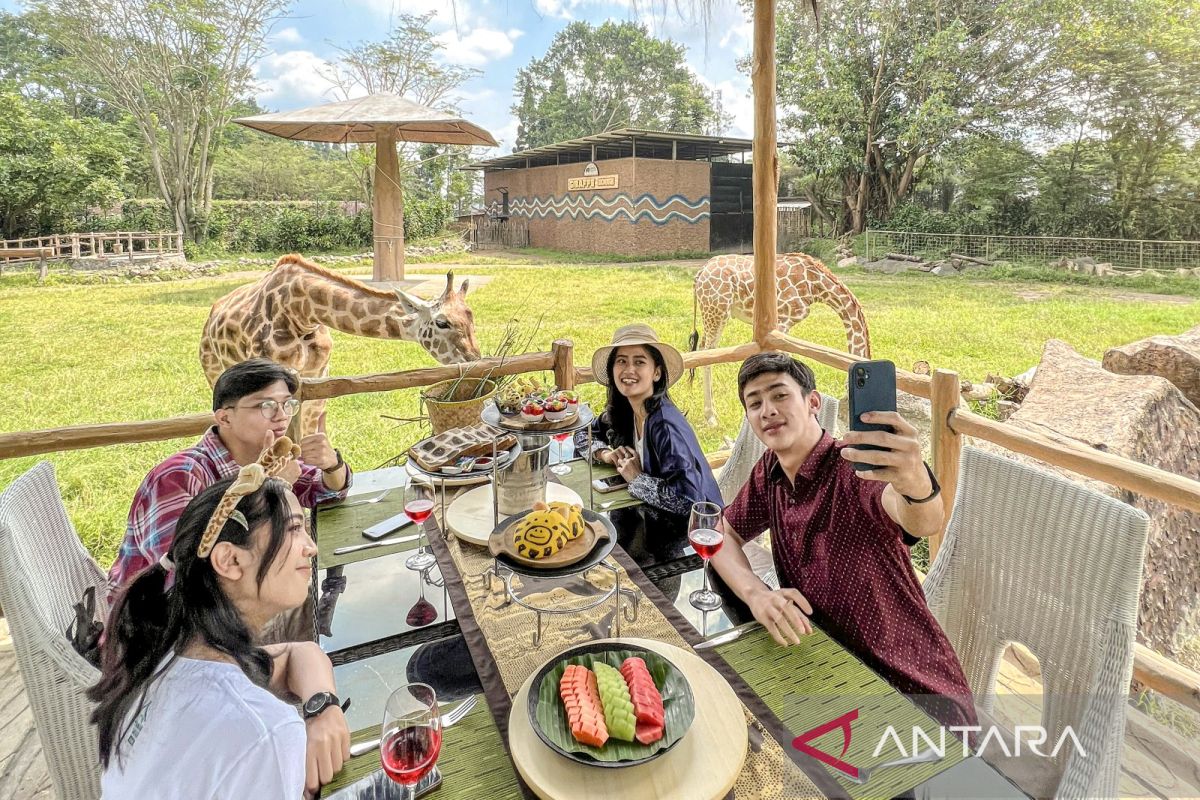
[0,632,1196,799]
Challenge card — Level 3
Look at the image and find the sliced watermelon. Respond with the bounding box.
[620,657,665,743]
[559,664,608,748]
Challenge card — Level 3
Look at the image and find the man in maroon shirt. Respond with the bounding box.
[713,352,976,729]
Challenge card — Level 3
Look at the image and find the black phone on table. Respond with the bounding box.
[592,474,628,493]
[847,359,897,472]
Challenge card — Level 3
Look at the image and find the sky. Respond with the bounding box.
[2,0,758,154]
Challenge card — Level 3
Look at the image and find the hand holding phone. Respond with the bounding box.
[846,360,898,472]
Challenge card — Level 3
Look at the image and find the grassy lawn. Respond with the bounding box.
[1,260,1196,567]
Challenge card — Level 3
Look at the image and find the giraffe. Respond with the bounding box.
[200,253,480,435]
[690,253,872,425]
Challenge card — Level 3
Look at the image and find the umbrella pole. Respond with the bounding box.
[751,0,779,345]
[373,127,405,283]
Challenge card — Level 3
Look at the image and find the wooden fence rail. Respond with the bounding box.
[0,231,184,265]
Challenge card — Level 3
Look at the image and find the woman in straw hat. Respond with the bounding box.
[92,439,350,798]
[575,324,722,519]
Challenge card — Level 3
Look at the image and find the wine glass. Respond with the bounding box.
[687,501,725,612]
[404,480,437,572]
[549,431,573,475]
[380,683,441,800]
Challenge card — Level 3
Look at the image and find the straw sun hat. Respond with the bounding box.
[591,324,685,388]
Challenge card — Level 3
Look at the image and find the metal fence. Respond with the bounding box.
[864,230,1200,271]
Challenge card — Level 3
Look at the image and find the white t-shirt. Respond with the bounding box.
[101,655,306,799]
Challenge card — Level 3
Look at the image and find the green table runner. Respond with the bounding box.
[553,459,640,511]
[323,693,524,797]
[714,627,966,798]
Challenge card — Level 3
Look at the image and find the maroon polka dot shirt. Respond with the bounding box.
[723,433,977,729]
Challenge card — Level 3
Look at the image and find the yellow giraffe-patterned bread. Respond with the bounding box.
[548,501,586,540]
[512,507,571,559]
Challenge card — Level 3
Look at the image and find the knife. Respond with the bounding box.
[333,532,422,556]
[694,621,761,651]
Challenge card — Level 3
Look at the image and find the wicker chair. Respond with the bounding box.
[0,462,104,799]
[717,394,839,588]
[924,446,1149,800]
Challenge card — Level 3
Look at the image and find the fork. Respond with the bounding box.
[348,695,478,757]
[333,488,394,509]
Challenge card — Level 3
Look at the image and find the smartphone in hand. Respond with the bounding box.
[847,360,897,472]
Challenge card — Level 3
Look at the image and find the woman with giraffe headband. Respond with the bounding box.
[90,438,350,798]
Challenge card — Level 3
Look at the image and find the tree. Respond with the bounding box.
[767,0,1071,233]
[30,0,288,242]
[212,134,363,201]
[0,91,128,237]
[512,21,730,150]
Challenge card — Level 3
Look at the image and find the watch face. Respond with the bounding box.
[305,693,330,714]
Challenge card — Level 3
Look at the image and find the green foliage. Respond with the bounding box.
[212,134,362,202]
[87,198,452,253]
[512,21,730,150]
[0,91,130,237]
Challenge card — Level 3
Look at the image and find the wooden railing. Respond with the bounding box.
[0,231,184,264]
[1,334,1198,715]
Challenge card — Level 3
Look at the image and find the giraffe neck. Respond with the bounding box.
[276,263,418,341]
[803,266,871,358]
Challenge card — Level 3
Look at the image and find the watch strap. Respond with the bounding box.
[901,463,941,504]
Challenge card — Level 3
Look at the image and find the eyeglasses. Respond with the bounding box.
[228,398,301,419]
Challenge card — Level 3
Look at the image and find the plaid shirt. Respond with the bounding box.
[106,427,350,598]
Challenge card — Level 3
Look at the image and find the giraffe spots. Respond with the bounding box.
[359,318,383,337]
[385,317,403,338]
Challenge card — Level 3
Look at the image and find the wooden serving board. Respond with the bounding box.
[447,484,584,547]
[509,638,747,800]
[489,514,609,569]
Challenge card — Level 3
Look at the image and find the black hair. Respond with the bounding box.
[601,344,671,449]
[90,477,294,768]
[737,352,817,406]
[212,358,299,412]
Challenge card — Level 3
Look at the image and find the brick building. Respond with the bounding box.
[465,129,755,256]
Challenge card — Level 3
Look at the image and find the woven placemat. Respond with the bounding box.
[323,693,524,798]
[715,627,966,798]
[316,492,424,569]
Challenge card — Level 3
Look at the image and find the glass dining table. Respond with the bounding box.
[313,460,1030,800]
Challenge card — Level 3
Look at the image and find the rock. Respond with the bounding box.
[912,360,931,376]
[996,400,1020,421]
[930,265,959,277]
[862,258,912,274]
[1103,325,1200,409]
[974,340,1200,657]
[837,256,859,269]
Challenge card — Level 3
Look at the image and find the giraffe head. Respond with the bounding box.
[395,271,481,364]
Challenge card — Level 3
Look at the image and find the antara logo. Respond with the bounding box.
[792,708,1088,778]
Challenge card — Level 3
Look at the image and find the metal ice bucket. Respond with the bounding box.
[495,434,551,515]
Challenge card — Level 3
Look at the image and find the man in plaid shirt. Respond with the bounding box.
[107,359,352,603]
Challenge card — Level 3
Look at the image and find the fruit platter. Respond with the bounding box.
[487,380,591,432]
[489,501,613,572]
[528,643,696,768]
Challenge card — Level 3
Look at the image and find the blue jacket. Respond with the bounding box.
[576,397,723,516]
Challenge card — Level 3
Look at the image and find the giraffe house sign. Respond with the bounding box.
[568,163,618,191]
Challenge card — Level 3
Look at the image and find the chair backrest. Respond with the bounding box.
[0,462,104,800]
[717,392,839,504]
[923,446,1149,799]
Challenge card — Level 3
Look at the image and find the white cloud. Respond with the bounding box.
[255,49,342,108]
[491,117,521,152]
[436,26,524,67]
[711,78,753,138]
[533,0,573,19]
[343,0,471,29]
[269,25,304,45]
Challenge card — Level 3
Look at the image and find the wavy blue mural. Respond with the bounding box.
[488,192,710,226]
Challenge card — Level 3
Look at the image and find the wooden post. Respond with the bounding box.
[71,233,79,258]
[373,127,405,283]
[750,0,779,346]
[929,369,962,563]
[552,339,576,390]
[127,231,135,262]
[38,253,48,283]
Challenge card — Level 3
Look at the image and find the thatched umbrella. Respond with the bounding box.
[234,94,498,282]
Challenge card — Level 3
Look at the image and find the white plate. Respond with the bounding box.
[446,483,584,546]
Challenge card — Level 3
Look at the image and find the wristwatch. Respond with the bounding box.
[901,463,941,504]
[303,691,348,719]
[322,449,345,474]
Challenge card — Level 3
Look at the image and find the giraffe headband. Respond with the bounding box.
[197,436,301,559]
